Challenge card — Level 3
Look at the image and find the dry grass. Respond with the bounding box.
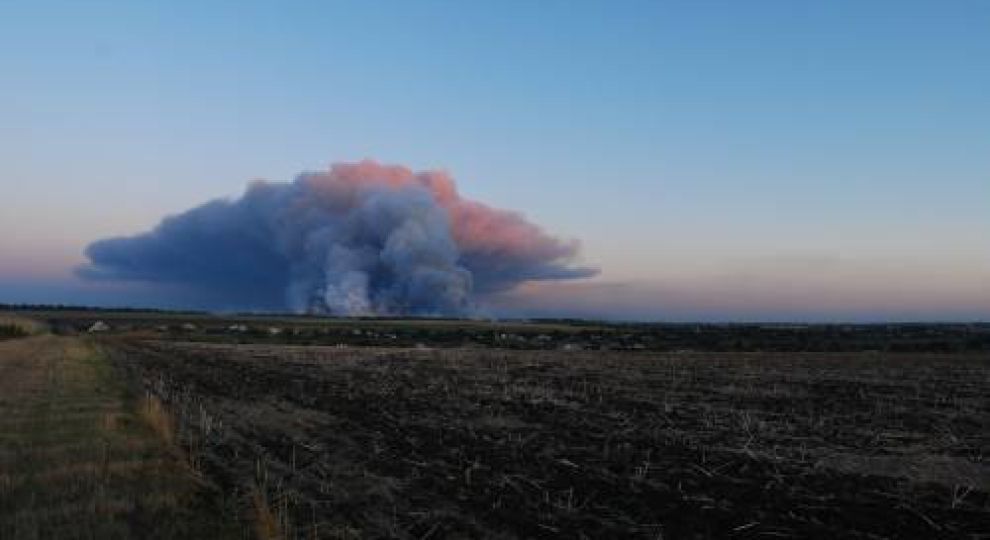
[251,487,283,540]
[0,335,236,538]
[139,394,176,445]
[0,314,45,339]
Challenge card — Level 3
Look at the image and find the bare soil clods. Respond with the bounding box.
[108,341,990,539]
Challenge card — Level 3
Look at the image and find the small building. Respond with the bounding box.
[87,321,110,333]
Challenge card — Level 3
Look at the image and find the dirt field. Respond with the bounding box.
[0,336,236,538]
[106,340,990,539]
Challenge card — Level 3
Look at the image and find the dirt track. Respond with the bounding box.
[0,336,234,539]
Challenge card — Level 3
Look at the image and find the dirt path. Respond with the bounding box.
[0,335,234,539]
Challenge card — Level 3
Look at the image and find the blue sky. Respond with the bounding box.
[1,1,988,320]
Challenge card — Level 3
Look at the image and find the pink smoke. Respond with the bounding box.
[301,160,588,273]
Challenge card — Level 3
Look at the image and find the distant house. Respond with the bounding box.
[227,324,249,333]
[267,327,282,336]
[87,321,110,333]
[181,323,198,332]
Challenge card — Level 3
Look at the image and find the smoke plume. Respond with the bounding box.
[79,160,597,315]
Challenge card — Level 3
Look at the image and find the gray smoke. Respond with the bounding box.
[79,160,597,315]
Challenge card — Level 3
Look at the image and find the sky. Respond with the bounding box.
[1,0,988,321]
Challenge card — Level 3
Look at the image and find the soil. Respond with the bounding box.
[106,340,990,539]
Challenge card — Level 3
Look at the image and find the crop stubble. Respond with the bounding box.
[107,340,990,539]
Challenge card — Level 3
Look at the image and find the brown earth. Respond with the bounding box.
[106,340,990,539]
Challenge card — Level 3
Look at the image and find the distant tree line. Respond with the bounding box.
[0,303,203,315]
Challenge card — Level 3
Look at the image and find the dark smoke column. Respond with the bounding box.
[79,160,598,315]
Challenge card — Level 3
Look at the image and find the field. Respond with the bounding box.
[104,338,990,539]
[1,309,988,538]
[0,335,236,538]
